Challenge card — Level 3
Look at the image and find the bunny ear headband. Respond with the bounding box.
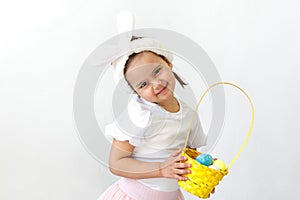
[111,10,174,84]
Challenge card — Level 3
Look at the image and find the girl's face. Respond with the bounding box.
[125,51,176,105]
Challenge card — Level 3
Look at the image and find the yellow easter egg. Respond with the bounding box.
[213,160,227,171]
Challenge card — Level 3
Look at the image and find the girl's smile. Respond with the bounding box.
[156,83,168,95]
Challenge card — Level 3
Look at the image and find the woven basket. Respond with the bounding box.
[178,82,254,199]
[178,148,228,198]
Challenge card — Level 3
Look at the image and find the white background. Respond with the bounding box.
[1,0,299,199]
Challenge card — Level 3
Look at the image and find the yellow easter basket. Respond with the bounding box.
[178,82,255,198]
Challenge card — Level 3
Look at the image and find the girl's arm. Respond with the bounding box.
[109,139,191,180]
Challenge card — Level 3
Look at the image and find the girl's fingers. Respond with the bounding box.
[174,162,191,169]
[164,155,185,167]
[173,168,191,175]
[175,155,187,162]
[172,149,182,157]
[175,174,188,181]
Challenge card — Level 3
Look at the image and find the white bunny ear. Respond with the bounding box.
[116,10,135,35]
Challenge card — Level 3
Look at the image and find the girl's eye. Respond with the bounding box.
[139,81,148,88]
[153,67,162,75]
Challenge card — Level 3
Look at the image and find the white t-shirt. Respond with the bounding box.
[105,94,207,192]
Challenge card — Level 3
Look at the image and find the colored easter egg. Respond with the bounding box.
[195,154,213,166]
[212,159,227,171]
[209,165,219,170]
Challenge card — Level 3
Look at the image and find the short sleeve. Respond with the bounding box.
[104,95,151,146]
[188,113,207,148]
[105,121,146,146]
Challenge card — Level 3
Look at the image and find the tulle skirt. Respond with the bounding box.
[98,178,185,200]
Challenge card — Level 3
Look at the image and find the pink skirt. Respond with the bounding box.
[98,178,185,200]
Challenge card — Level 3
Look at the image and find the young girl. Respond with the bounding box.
[99,36,208,200]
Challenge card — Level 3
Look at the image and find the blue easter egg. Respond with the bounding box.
[195,154,213,166]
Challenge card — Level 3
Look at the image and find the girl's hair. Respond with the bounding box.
[123,36,188,89]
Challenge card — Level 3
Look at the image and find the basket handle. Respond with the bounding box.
[183,82,255,170]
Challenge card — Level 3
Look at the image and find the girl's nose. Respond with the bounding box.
[152,79,162,88]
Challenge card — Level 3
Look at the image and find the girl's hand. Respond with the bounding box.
[159,149,191,181]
